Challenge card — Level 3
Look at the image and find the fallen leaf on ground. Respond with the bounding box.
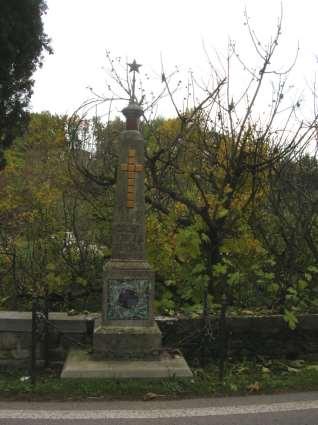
[305,365,318,372]
[287,367,301,373]
[143,392,166,401]
[247,382,261,393]
[289,360,305,368]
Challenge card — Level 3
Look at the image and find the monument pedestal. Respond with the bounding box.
[61,258,192,378]
[92,258,162,358]
[93,322,162,358]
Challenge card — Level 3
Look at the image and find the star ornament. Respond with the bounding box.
[128,59,142,73]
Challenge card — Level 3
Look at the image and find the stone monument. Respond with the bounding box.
[61,61,192,378]
[93,60,161,358]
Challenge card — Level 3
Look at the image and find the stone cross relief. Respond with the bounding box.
[120,149,144,208]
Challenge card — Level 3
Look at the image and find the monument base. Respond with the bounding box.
[93,322,162,358]
[61,349,193,379]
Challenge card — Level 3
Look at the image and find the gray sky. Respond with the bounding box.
[31,0,318,120]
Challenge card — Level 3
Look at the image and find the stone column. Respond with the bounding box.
[111,130,146,261]
[93,94,161,357]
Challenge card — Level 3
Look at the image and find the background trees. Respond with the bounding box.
[252,154,318,323]
[0,11,317,340]
[141,15,318,329]
[0,113,108,310]
[0,112,317,321]
[0,0,51,170]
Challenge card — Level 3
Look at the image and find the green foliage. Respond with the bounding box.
[0,114,317,328]
[0,0,52,169]
[283,309,298,330]
[0,113,110,310]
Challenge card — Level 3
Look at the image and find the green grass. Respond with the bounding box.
[1,360,318,400]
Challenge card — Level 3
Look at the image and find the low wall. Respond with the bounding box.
[159,315,318,363]
[0,311,95,367]
[0,312,318,367]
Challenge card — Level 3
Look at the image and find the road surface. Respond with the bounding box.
[0,391,317,424]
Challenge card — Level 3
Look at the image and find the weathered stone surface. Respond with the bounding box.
[158,315,318,361]
[0,312,94,367]
[0,311,95,333]
[111,131,146,260]
[0,331,39,363]
[61,349,193,379]
[100,130,156,330]
[90,104,164,365]
[0,312,32,332]
[0,332,18,350]
[93,322,161,357]
[1,313,318,366]
[11,344,29,360]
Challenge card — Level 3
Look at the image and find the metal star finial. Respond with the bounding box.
[128,59,142,102]
[128,59,142,74]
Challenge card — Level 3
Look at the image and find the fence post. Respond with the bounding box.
[30,297,37,386]
[218,294,228,381]
[43,297,49,368]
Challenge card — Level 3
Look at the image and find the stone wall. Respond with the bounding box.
[0,311,95,367]
[159,315,318,363]
[0,312,318,367]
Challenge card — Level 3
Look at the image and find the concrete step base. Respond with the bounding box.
[61,349,193,379]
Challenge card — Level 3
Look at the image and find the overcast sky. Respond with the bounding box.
[31,0,318,120]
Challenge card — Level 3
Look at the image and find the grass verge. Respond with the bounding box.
[1,359,318,401]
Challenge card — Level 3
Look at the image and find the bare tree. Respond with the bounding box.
[67,11,318,370]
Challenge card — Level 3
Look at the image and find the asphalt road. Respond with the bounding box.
[0,391,318,425]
